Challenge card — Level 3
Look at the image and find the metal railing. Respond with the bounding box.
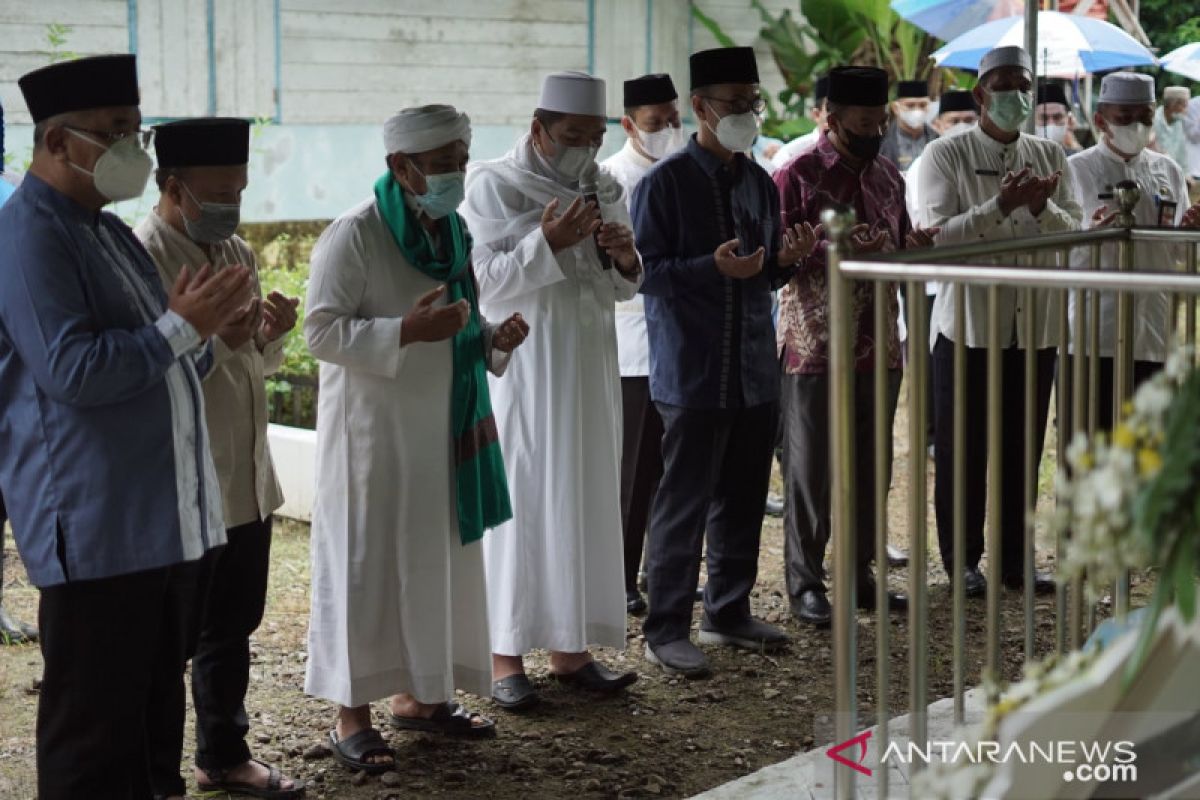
[823,184,1200,799]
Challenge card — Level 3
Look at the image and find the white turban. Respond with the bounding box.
[383,104,471,155]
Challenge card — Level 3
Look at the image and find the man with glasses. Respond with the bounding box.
[0,55,252,799]
[462,71,642,711]
[631,47,817,677]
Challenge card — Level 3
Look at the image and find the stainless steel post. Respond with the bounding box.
[907,285,929,760]
[986,284,1002,701]
[952,284,967,724]
[1113,182,1139,620]
[823,207,858,800]
[1023,281,1036,662]
[873,279,890,799]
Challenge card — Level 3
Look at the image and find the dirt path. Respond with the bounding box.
[0,389,1133,799]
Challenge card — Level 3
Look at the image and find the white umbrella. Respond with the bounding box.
[932,11,1157,78]
[1161,42,1200,84]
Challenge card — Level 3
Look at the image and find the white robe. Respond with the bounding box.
[1068,140,1189,362]
[304,197,501,707]
[600,139,654,377]
[462,134,641,655]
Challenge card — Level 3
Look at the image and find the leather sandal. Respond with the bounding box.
[491,673,540,710]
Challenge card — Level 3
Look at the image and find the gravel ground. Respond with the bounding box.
[0,387,1136,799]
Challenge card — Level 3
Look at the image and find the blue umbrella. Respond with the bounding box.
[1161,42,1200,83]
[892,0,1024,42]
[932,11,1157,77]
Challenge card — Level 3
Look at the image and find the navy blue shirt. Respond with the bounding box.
[631,135,789,410]
[0,173,224,586]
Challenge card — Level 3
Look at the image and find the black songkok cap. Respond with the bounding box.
[896,79,929,99]
[938,90,977,114]
[624,73,678,108]
[19,54,139,123]
[690,47,759,90]
[154,118,251,167]
[827,66,889,107]
[813,75,830,102]
[1037,82,1069,107]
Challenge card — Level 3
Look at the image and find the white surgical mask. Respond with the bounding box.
[636,124,685,161]
[546,132,598,182]
[1106,121,1151,157]
[705,103,760,153]
[1040,123,1068,144]
[897,108,927,129]
[66,128,153,202]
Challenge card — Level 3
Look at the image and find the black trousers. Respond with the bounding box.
[0,489,6,605]
[932,336,1055,577]
[781,369,902,600]
[620,378,663,595]
[193,517,274,774]
[38,554,215,800]
[1058,357,1162,436]
[643,401,776,646]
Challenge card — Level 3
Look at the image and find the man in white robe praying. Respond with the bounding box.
[462,71,643,710]
[304,105,528,772]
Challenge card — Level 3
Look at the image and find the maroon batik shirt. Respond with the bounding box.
[773,131,908,375]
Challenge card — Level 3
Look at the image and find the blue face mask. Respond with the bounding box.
[410,162,466,219]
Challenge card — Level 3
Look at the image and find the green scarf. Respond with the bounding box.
[374,172,513,544]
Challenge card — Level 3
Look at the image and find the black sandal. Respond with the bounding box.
[196,758,306,798]
[328,728,396,775]
[389,700,496,738]
[491,673,540,711]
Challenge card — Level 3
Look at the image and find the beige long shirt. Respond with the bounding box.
[918,125,1083,351]
[135,209,285,528]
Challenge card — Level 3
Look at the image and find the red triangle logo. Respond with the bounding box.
[826,729,873,777]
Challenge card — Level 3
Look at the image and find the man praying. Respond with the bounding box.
[305,105,527,771]
[631,47,817,678]
[462,71,642,711]
[137,117,303,799]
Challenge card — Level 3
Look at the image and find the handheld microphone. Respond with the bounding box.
[579,173,612,270]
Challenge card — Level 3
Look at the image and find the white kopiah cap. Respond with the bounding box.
[978,45,1031,79]
[538,71,607,117]
[1098,72,1155,105]
[1164,86,1191,102]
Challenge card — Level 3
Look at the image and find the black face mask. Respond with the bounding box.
[842,129,884,161]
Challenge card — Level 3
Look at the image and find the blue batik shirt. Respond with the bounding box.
[631,135,791,410]
[0,173,226,587]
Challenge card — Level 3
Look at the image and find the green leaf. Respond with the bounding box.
[690,4,737,49]
[1175,534,1196,621]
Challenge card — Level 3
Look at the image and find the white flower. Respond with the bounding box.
[1133,380,1174,418]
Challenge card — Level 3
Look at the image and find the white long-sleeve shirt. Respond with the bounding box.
[1067,139,1189,363]
[601,139,655,377]
[1185,97,1200,180]
[919,125,1083,351]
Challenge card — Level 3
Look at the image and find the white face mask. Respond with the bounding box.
[943,122,975,138]
[545,132,598,183]
[636,124,685,161]
[705,103,760,153]
[1105,121,1151,156]
[897,108,927,129]
[66,128,153,202]
[1040,124,1068,144]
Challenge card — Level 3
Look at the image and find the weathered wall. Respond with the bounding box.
[1,0,796,220]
